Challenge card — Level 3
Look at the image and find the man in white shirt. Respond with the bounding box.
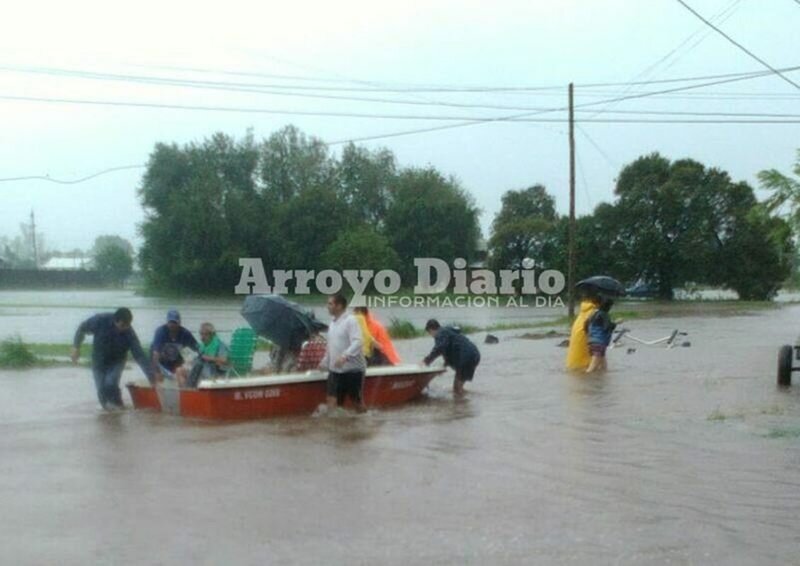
[319,293,366,412]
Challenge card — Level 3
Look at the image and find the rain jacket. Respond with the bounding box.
[364,313,400,365]
[565,300,599,370]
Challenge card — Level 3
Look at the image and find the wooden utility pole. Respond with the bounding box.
[30,209,39,269]
[568,83,576,319]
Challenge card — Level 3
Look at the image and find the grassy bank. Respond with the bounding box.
[0,337,63,369]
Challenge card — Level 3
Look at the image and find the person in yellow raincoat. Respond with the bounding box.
[354,306,400,365]
[565,298,600,370]
[353,307,396,366]
[353,311,375,358]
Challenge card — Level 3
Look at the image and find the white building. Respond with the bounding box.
[41,256,91,270]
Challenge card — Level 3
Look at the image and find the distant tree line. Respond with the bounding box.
[138,126,796,300]
[138,126,480,293]
[489,153,795,300]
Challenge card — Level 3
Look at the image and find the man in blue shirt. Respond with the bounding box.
[71,307,154,410]
[423,319,481,397]
[150,309,199,386]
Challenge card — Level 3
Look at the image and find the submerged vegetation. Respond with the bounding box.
[388,318,422,339]
[0,336,38,369]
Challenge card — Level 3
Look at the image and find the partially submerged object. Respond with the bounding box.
[610,328,689,350]
[777,343,800,387]
[127,364,445,420]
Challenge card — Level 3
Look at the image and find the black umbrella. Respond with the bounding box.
[575,275,626,297]
[241,295,326,350]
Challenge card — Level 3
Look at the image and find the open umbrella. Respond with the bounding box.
[241,295,326,350]
[575,275,626,297]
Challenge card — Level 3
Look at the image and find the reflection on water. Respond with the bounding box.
[1,304,800,564]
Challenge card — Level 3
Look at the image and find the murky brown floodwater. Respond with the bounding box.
[1,292,800,565]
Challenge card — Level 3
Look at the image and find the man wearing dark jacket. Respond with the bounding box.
[71,307,154,410]
[150,309,199,386]
[423,319,481,396]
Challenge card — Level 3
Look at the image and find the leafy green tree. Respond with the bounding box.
[489,185,558,271]
[549,203,633,283]
[277,185,355,271]
[337,143,397,226]
[259,125,336,203]
[758,149,800,230]
[610,152,791,300]
[612,154,723,299]
[94,245,133,287]
[138,132,260,292]
[712,206,793,300]
[384,168,481,280]
[320,225,400,272]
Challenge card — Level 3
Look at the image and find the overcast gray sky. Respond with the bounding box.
[1,0,798,253]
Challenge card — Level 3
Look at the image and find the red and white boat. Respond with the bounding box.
[126,364,445,420]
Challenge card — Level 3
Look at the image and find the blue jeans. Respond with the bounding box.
[92,361,126,408]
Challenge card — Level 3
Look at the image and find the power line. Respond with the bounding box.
[331,67,800,144]
[576,109,800,118]
[585,0,741,120]
[575,150,594,209]
[0,93,547,121]
[674,0,800,91]
[1,120,796,186]
[0,65,553,113]
[576,126,619,170]
[4,90,800,121]
[0,164,144,184]
[4,62,800,95]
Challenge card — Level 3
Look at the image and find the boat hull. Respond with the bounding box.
[126,365,444,420]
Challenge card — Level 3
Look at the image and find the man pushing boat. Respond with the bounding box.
[319,293,366,412]
[71,307,154,410]
[422,319,481,397]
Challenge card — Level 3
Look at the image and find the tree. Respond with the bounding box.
[713,206,793,300]
[138,132,260,292]
[276,185,355,271]
[550,202,633,283]
[92,235,133,258]
[758,149,800,231]
[612,154,723,299]
[384,168,481,280]
[320,225,401,272]
[337,143,397,226]
[610,152,791,300]
[94,245,133,287]
[259,125,336,203]
[0,224,45,269]
[489,185,558,271]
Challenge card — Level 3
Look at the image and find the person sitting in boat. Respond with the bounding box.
[354,306,400,366]
[186,322,229,387]
[71,307,154,410]
[150,309,199,386]
[295,327,328,372]
[422,319,481,397]
[263,343,300,374]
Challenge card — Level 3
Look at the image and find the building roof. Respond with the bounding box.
[41,257,90,270]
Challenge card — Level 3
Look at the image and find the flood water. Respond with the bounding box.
[1,292,800,565]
